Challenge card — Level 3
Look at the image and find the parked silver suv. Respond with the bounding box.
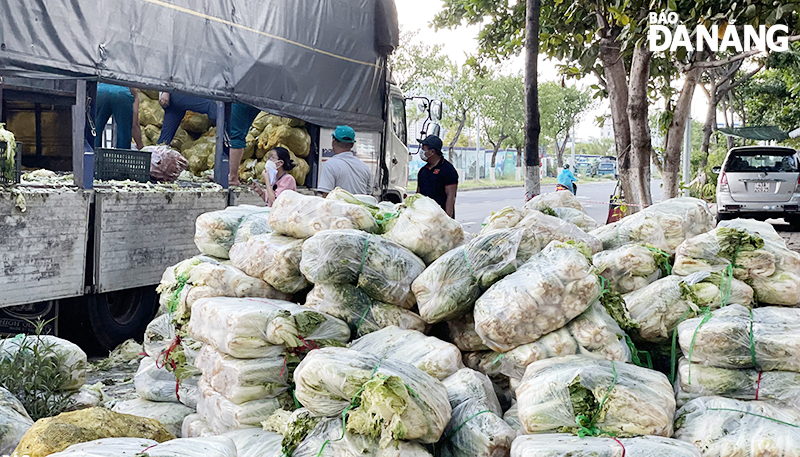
[714,146,800,227]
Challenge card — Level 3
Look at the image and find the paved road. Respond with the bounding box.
[455,180,664,234]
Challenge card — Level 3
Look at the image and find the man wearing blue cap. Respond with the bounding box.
[318,125,371,196]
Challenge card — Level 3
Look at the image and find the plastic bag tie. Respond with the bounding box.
[706,407,799,428]
[686,307,712,385]
[317,360,383,456]
[576,361,618,438]
[357,234,372,275]
[612,437,626,457]
[155,334,183,401]
[721,242,744,307]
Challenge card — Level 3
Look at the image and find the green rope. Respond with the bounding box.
[721,243,743,307]
[436,409,494,455]
[670,308,694,384]
[624,334,653,369]
[353,300,374,336]
[357,235,372,275]
[463,248,477,283]
[576,361,618,438]
[491,353,504,365]
[317,361,382,456]
[686,307,712,385]
[707,407,799,428]
[644,244,672,277]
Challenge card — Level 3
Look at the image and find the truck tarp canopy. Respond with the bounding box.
[0,0,399,131]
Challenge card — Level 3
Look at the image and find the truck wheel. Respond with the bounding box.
[88,286,158,351]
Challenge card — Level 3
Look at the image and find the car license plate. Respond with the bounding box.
[754,182,770,193]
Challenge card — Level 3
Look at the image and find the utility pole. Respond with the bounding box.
[475,105,481,181]
[570,121,576,170]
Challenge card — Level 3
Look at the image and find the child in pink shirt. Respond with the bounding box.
[252,147,297,206]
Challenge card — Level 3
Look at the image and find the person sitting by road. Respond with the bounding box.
[251,147,297,207]
[558,163,578,194]
[157,92,219,145]
[317,125,371,197]
[417,134,458,218]
[227,102,261,186]
[94,84,144,150]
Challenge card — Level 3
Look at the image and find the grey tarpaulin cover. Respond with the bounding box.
[0,0,399,130]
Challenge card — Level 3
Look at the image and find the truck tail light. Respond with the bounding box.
[719,173,729,193]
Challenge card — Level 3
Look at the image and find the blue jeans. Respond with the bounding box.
[94,84,134,149]
[158,94,219,144]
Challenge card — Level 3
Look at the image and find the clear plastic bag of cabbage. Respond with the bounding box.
[590,197,714,253]
[504,402,522,435]
[510,211,603,263]
[268,190,377,239]
[325,188,382,216]
[593,244,669,294]
[293,347,452,448]
[187,297,350,358]
[0,386,33,455]
[292,417,434,457]
[678,304,800,372]
[480,206,525,233]
[220,429,282,457]
[718,218,787,245]
[524,191,586,213]
[47,436,238,457]
[196,378,289,435]
[462,351,504,378]
[195,205,269,259]
[111,398,195,437]
[674,396,800,457]
[304,284,426,337]
[673,227,774,279]
[438,398,516,457]
[553,207,599,231]
[474,241,601,352]
[675,358,800,409]
[261,408,322,456]
[622,272,753,343]
[232,211,273,245]
[229,233,307,294]
[497,301,631,379]
[300,229,425,308]
[382,194,466,264]
[194,345,289,404]
[157,257,290,321]
[516,355,675,437]
[134,356,199,405]
[349,326,463,381]
[442,368,501,412]
[447,313,489,352]
[413,228,523,323]
[510,434,701,457]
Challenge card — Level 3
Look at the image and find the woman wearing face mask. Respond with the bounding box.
[252,147,297,206]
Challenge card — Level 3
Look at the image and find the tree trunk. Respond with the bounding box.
[663,57,702,199]
[598,34,634,208]
[448,111,467,161]
[700,94,717,168]
[626,43,653,207]
[555,132,569,168]
[523,0,541,200]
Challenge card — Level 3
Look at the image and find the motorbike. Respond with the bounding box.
[556,182,577,195]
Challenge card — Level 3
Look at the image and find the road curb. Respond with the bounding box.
[459,185,524,192]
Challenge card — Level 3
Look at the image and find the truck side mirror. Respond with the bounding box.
[430,100,443,122]
[711,166,721,173]
[431,123,441,137]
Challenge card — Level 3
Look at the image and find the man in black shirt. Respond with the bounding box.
[417,135,458,217]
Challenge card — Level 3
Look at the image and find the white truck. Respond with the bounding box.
[0,0,438,351]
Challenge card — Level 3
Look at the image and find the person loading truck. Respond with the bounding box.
[317,125,371,196]
[157,92,219,145]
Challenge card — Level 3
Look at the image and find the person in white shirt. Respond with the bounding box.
[317,125,371,196]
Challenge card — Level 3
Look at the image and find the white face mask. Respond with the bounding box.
[265,158,278,185]
[265,159,277,171]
